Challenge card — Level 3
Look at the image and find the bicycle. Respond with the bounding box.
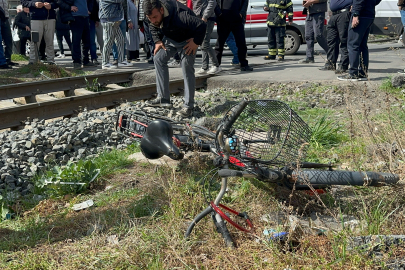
[115,99,400,247]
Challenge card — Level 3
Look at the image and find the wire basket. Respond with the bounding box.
[218,100,312,166]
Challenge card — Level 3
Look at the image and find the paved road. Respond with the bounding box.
[53,41,404,83]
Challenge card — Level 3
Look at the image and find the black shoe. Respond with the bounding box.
[7,62,19,66]
[397,69,405,74]
[0,64,11,69]
[73,63,82,70]
[278,56,284,62]
[335,67,348,74]
[358,74,368,81]
[145,97,173,108]
[176,107,192,117]
[298,58,315,64]
[337,74,361,81]
[147,58,154,64]
[240,65,253,72]
[319,64,335,71]
[83,62,95,67]
[264,55,276,60]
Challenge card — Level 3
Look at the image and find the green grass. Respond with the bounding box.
[11,54,29,62]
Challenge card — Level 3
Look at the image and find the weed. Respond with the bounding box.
[310,115,347,150]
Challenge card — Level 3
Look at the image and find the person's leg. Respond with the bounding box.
[231,22,248,67]
[0,25,6,66]
[337,12,350,69]
[102,22,116,66]
[304,15,314,59]
[20,37,28,55]
[114,21,125,63]
[177,40,196,109]
[63,29,72,52]
[266,26,277,58]
[225,32,239,64]
[81,17,91,64]
[56,30,65,54]
[358,18,374,77]
[201,20,219,69]
[89,20,98,61]
[143,19,155,59]
[96,22,104,52]
[347,17,364,76]
[69,18,84,64]
[44,19,56,62]
[276,26,285,59]
[325,14,338,68]
[112,20,126,61]
[1,20,13,63]
[401,10,405,45]
[215,20,232,66]
[29,20,44,63]
[313,12,328,54]
[153,38,177,102]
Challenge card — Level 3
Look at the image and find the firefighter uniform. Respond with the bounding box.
[264,0,293,61]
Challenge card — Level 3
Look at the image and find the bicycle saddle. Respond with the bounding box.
[140,120,184,160]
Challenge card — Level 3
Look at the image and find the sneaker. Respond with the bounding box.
[195,68,208,75]
[240,65,253,72]
[57,54,65,58]
[358,74,368,81]
[277,56,284,62]
[0,64,11,69]
[337,74,360,81]
[145,97,173,108]
[230,62,240,66]
[168,60,181,68]
[319,64,335,71]
[92,60,100,65]
[73,63,82,70]
[298,58,315,64]
[83,62,95,67]
[48,62,56,65]
[7,62,19,66]
[207,66,222,75]
[264,55,276,60]
[102,63,117,69]
[176,107,192,117]
[118,60,133,67]
[112,59,118,65]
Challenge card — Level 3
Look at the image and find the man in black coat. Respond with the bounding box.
[143,0,206,117]
[214,0,253,71]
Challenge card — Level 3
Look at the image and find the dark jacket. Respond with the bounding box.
[89,0,100,22]
[399,0,405,11]
[13,11,31,38]
[56,8,70,29]
[216,0,249,22]
[57,0,93,23]
[307,0,327,14]
[149,0,207,45]
[0,6,4,22]
[265,0,293,27]
[352,0,381,18]
[22,0,58,20]
[192,0,216,21]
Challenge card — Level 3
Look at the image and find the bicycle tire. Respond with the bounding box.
[284,169,400,189]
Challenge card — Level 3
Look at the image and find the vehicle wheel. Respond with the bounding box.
[285,30,301,55]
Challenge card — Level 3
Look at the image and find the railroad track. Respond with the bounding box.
[0,71,210,130]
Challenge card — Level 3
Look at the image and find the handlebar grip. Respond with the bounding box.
[222,99,249,135]
[218,169,244,177]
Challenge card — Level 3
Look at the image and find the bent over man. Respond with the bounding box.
[263,0,293,61]
[143,0,206,117]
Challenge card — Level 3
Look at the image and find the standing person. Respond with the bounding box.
[0,6,10,69]
[338,0,381,81]
[143,0,207,117]
[319,0,351,73]
[22,0,58,65]
[214,0,253,71]
[193,0,222,75]
[298,0,328,64]
[111,0,132,66]
[14,7,31,56]
[0,0,19,66]
[60,0,94,69]
[89,0,101,65]
[263,0,293,61]
[126,0,139,62]
[99,0,127,69]
[55,8,72,58]
[139,0,154,64]
[398,0,405,46]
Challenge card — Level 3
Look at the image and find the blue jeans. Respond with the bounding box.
[348,16,374,76]
[89,20,98,60]
[0,25,6,65]
[112,20,126,60]
[401,10,405,27]
[226,32,239,64]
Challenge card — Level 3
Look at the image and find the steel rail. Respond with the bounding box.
[0,75,209,130]
[0,70,137,101]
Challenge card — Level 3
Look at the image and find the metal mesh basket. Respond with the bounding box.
[218,100,312,166]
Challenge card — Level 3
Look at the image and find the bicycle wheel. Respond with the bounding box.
[285,169,400,189]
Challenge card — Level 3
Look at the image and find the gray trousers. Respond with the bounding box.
[154,37,196,108]
[96,22,104,52]
[201,20,219,70]
[29,19,56,62]
[305,12,328,59]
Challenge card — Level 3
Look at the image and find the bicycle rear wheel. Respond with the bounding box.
[285,169,400,189]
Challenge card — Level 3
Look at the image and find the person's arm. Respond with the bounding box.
[398,0,403,9]
[179,10,207,45]
[15,13,27,28]
[202,0,216,21]
[22,0,39,8]
[56,0,73,11]
[351,0,365,15]
[303,0,326,7]
[87,0,94,13]
[286,0,293,23]
[240,0,249,17]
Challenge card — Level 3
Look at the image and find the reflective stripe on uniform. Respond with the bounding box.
[267,2,292,9]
